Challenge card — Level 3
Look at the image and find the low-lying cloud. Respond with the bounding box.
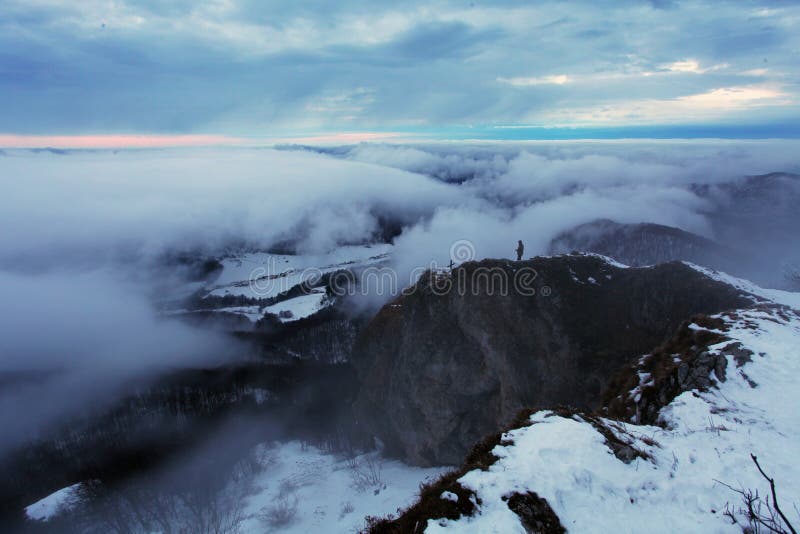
[0,269,233,452]
[1,141,798,449]
[0,147,467,267]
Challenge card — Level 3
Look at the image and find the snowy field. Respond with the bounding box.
[263,288,329,322]
[207,244,392,300]
[24,442,445,533]
[163,244,393,324]
[240,442,444,533]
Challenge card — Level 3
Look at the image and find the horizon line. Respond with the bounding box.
[2,126,800,149]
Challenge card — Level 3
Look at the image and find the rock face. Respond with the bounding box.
[602,308,770,425]
[352,255,752,465]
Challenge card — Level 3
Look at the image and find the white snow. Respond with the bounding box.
[264,289,329,322]
[172,291,330,324]
[206,244,391,300]
[583,252,631,269]
[440,491,459,503]
[240,441,444,533]
[685,262,800,309]
[24,441,444,531]
[427,306,800,533]
[25,482,84,521]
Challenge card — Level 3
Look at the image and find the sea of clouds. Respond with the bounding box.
[1,140,798,447]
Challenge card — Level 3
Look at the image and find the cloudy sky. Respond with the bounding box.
[1,0,799,145]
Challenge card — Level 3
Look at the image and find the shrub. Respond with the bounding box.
[258,494,299,529]
[350,455,384,492]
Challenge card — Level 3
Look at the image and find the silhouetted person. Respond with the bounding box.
[516,240,524,261]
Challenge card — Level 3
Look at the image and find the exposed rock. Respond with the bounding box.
[505,491,566,534]
[603,311,765,425]
[578,413,652,464]
[352,255,752,465]
[726,342,753,367]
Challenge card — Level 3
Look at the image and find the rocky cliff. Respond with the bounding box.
[352,255,753,465]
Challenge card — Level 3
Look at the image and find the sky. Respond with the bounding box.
[1,0,800,145]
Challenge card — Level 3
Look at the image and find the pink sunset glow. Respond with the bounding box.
[0,134,246,149]
[0,132,408,149]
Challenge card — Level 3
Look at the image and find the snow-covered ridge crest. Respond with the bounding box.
[685,261,800,310]
[419,305,800,533]
[544,251,632,269]
[371,301,800,533]
[578,251,631,269]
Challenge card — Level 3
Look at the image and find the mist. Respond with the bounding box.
[2,140,798,311]
[3,142,798,273]
[0,269,236,453]
[2,140,799,530]
[332,140,800,188]
[0,148,466,269]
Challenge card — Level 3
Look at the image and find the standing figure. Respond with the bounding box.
[516,240,524,261]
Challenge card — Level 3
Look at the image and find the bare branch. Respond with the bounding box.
[751,454,797,534]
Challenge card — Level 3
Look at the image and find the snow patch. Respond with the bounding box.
[264,289,329,323]
[583,252,631,269]
[207,245,391,300]
[25,483,84,522]
[440,491,459,503]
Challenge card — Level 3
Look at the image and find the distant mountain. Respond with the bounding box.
[548,219,736,270]
[547,173,800,291]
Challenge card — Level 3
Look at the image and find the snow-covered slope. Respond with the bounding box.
[263,288,329,322]
[207,244,391,300]
[425,304,800,533]
[686,262,800,309]
[240,442,444,534]
[24,483,84,522]
[166,244,391,325]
